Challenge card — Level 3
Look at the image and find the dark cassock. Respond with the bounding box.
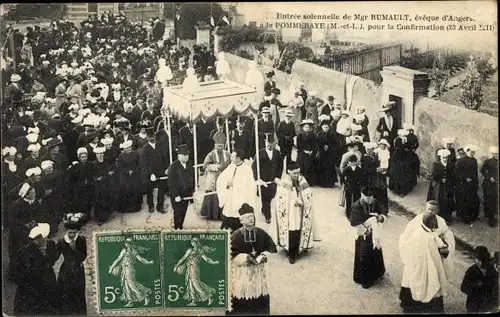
[341,154,364,219]
[69,149,95,217]
[139,131,170,213]
[455,146,480,223]
[116,141,142,213]
[257,109,275,151]
[56,224,87,315]
[197,118,216,165]
[375,103,398,152]
[275,162,320,264]
[315,121,338,187]
[404,126,420,190]
[167,145,195,229]
[201,132,231,220]
[361,143,387,212]
[230,118,255,159]
[426,150,456,224]
[11,224,59,316]
[179,123,195,157]
[480,147,499,226]
[39,163,64,234]
[276,111,296,165]
[349,187,387,289]
[389,136,414,197]
[296,120,316,185]
[227,204,277,316]
[93,147,115,224]
[252,134,283,223]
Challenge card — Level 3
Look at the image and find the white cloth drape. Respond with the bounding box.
[217,163,257,218]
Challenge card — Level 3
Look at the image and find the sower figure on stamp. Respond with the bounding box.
[218,149,258,233]
[173,237,219,307]
[108,236,154,308]
[274,161,321,264]
[167,144,195,230]
[227,204,277,316]
[253,133,283,224]
[140,128,170,214]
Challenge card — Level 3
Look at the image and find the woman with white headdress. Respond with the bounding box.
[2,147,21,224]
[40,160,65,234]
[12,222,59,316]
[427,149,456,225]
[215,51,231,80]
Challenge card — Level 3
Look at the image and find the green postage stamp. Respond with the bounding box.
[92,229,231,314]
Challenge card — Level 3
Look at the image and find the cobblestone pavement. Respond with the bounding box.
[2,184,474,316]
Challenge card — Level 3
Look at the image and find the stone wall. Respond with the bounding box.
[415,97,498,177]
[225,53,498,179]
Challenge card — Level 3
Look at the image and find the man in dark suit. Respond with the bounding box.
[140,128,170,213]
[196,117,216,165]
[277,109,296,165]
[179,122,194,156]
[167,145,195,229]
[252,133,283,223]
[257,107,275,151]
[320,95,336,120]
[375,102,398,151]
[229,116,254,159]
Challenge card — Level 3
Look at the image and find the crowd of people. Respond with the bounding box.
[0,11,498,316]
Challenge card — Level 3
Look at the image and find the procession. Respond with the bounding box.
[1,9,499,317]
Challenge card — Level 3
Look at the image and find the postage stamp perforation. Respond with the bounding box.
[89,227,233,314]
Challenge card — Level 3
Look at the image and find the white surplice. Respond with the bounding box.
[217,163,257,218]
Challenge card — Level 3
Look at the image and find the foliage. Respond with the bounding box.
[401,47,470,71]
[218,26,272,53]
[429,53,450,98]
[236,49,253,60]
[473,52,496,82]
[176,3,225,39]
[459,56,484,110]
[275,42,318,73]
[7,4,62,20]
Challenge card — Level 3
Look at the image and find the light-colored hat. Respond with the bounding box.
[403,122,415,130]
[71,116,84,124]
[120,140,133,149]
[284,109,294,117]
[380,101,395,112]
[318,114,330,122]
[27,126,40,134]
[111,83,121,89]
[341,110,350,116]
[398,129,409,136]
[41,160,53,169]
[77,147,88,156]
[437,149,451,158]
[378,139,390,147]
[363,142,377,150]
[299,119,314,126]
[351,124,362,131]
[489,146,499,154]
[40,54,47,59]
[10,74,21,82]
[309,91,317,97]
[42,60,50,66]
[25,167,42,177]
[213,131,226,145]
[112,62,119,68]
[261,107,271,114]
[101,138,114,146]
[27,143,41,152]
[464,144,477,152]
[93,147,106,154]
[68,104,79,111]
[26,133,39,143]
[18,183,31,198]
[41,138,53,146]
[29,223,50,239]
[1,146,17,156]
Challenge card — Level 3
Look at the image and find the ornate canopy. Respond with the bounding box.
[162,79,259,122]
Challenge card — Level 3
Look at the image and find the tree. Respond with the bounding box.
[429,53,450,99]
[473,52,495,82]
[459,55,484,110]
[176,3,225,39]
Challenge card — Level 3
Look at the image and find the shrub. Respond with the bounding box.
[218,26,270,53]
[275,42,316,71]
[429,53,450,98]
[473,52,495,82]
[460,56,484,110]
[236,49,253,60]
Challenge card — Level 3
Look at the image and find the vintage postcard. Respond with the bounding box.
[1,1,497,316]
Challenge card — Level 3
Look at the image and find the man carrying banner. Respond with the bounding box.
[274,161,321,264]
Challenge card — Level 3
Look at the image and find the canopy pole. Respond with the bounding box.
[254,113,262,199]
[166,112,173,165]
[193,121,199,188]
[224,117,230,151]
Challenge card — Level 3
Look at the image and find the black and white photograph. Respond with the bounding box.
[0,1,498,316]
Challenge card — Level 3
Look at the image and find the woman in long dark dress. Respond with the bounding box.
[69,147,95,219]
[403,125,420,192]
[342,154,364,219]
[116,140,142,213]
[12,223,59,316]
[315,120,338,187]
[56,215,87,315]
[389,133,414,197]
[93,147,115,224]
[427,149,456,224]
[297,119,317,186]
